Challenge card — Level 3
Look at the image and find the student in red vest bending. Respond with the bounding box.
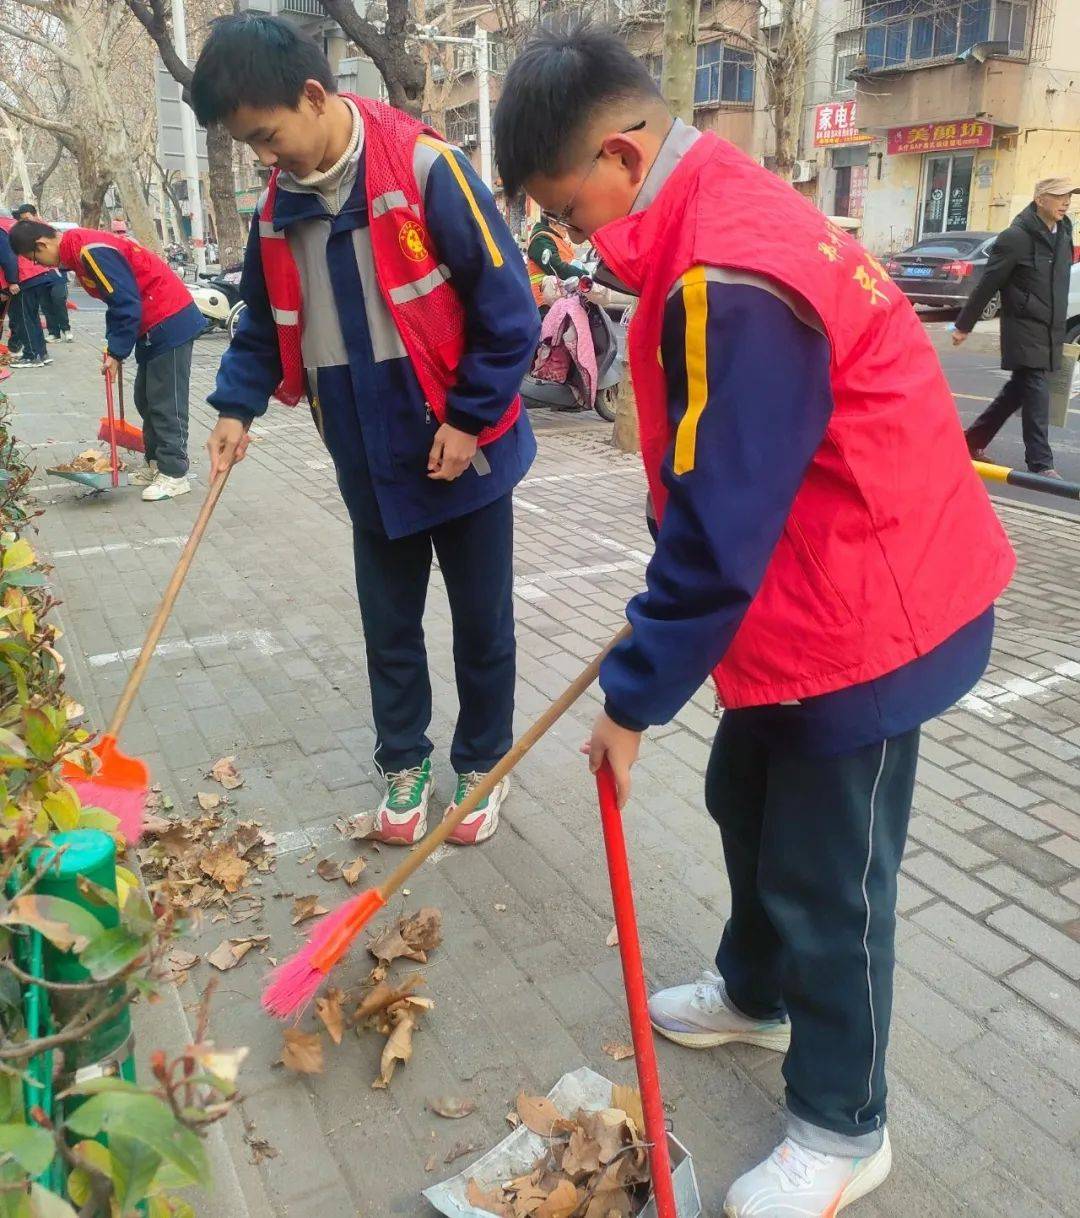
[191,16,538,846]
[496,30,1015,1218]
[10,220,206,501]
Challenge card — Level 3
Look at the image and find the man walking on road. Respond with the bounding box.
[954,176,1077,477]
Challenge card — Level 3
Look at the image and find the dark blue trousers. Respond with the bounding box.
[707,712,919,1148]
[12,282,49,361]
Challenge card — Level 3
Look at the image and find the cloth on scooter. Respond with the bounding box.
[533,294,599,407]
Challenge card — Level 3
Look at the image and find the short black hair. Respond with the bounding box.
[12,203,38,219]
[190,13,337,127]
[9,219,55,256]
[494,25,663,197]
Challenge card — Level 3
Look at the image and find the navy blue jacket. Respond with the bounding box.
[601,274,992,755]
[209,138,538,539]
[76,246,205,363]
[0,228,18,287]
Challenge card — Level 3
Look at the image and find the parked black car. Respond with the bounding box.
[886,231,1001,319]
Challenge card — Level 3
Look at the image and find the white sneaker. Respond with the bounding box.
[649,971,791,1050]
[724,1131,892,1217]
[130,461,159,485]
[445,771,509,845]
[63,332,74,343]
[371,759,434,845]
[142,473,190,501]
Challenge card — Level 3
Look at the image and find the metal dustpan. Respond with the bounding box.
[423,1066,702,1218]
[47,466,129,491]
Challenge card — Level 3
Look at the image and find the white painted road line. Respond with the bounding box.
[87,628,283,668]
[51,535,186,559]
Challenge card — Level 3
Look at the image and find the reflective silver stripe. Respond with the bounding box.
[259,221,284,239]
[372,190,409,218]
[271,307,299,325]
[471,450,491,477]
[350,229,406,362]
[389,265,450,305]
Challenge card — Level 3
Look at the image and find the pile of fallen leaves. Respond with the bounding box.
[280,907,443,1090]
[137,758,276,980]
[52,447,127,473]
[467,1091,651,1218]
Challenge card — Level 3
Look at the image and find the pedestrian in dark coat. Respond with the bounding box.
[954,175,1077,475]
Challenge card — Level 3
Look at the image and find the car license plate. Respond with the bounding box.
[902,266,934,278]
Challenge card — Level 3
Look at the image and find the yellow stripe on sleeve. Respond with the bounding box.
[673,266,709,476]
[418,135,503,269]
[80,249,114,295]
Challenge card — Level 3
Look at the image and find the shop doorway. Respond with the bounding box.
[920,153,974,235]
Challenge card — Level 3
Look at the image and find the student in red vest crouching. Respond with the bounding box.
[191,16,538,847]
[496,29,1015,1218]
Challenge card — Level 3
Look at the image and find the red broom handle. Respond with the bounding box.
[104,367,119,489]
[117,361,126,424]
[595,764,678,1218]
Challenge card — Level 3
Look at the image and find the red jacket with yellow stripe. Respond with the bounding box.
[58,228,192,335]
[258,94,520,447]
[593,132,1015,709]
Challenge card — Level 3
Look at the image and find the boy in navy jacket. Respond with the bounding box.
[191,15,538,845]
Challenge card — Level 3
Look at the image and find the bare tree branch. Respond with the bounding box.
[0,93,76,141]
[124,0,193,96]
[0,16,77,68]
[317,0,426,115]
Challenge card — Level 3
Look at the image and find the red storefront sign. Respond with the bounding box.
[888,120,994,155]
[813,101,868,147]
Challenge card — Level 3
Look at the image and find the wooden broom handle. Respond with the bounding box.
[107,466,234,736]
[377,622,632,898]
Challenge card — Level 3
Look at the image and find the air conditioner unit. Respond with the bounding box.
[792,159,817,183]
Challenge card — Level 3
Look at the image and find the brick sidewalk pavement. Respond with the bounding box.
[5,314,1079,1217]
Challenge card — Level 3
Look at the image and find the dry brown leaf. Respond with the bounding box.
[291,894,328,925]
[601,1042,634,1062]
[281,1028,323,1075]
[444,1140,477,1165]
[315,989,345,1045]
[610,1085,644,1137]
[561,1127,602,1180]
[341,856,366,885]
[576,1110,629,1166]
[352,973,424,1023]
[316,858,342,882]
[142,811,175,836]
[428,1096,476,1120]
[198,843,250,893]
[369,907,443,964]
[206,941,241,972]
[246,1136,279,1165]
[371,1007,416,1089]
[341,811,377,840]
[211,756,244,790]
[505,1111,521,1129]
[466,1179,510,1216]
[166,948,199,973]
[606,925,619,948]
[535,1179,579,1218]
[515,1093,573,1139]
[425,1154,439,1173]
[196,792,222,812]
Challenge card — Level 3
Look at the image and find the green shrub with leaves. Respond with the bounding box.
[0,399,242,1217]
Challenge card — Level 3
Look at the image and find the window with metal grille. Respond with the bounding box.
[833,30,861,93]
[694,41,755,106]
[863,0,1028,72]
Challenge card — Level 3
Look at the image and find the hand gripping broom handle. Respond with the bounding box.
[375,623,632,902]
[106,466,235,738]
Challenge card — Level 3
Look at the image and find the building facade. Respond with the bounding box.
[802,0,1079,252]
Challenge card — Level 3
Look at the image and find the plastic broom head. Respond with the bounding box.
[62,734,148,842]
[262,887,386,1018]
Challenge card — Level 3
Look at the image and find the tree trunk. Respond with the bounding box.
[74,140,109,227]
[206,122,245,266]
[611,377,640,455]
[318,0,426,116]
[32,139,66,203]
[662,0,699,124]
[768,0,813,181]
[61,7,162,251]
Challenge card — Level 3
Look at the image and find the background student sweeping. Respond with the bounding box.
[10,219,205,501]
[191,14,537,848]
[495,27,1014,1218]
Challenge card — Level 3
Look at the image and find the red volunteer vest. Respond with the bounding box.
[258,95,519,445]
[0,216,52,288]
[592,133,1015,709]
[58,229,192,335]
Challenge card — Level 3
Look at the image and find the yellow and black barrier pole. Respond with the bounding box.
[973,460,1080,503]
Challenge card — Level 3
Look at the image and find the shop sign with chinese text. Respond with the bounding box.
[888,120,994,155]
[814,101,869,147]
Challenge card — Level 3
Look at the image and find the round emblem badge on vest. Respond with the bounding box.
[398,220,429,263]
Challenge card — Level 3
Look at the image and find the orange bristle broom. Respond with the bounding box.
[263,623,633,1018]
[63,463,237,840]
[98,362,145,454]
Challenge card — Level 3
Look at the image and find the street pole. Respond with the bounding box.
[475,27,493,190]
[171,0,206,274]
